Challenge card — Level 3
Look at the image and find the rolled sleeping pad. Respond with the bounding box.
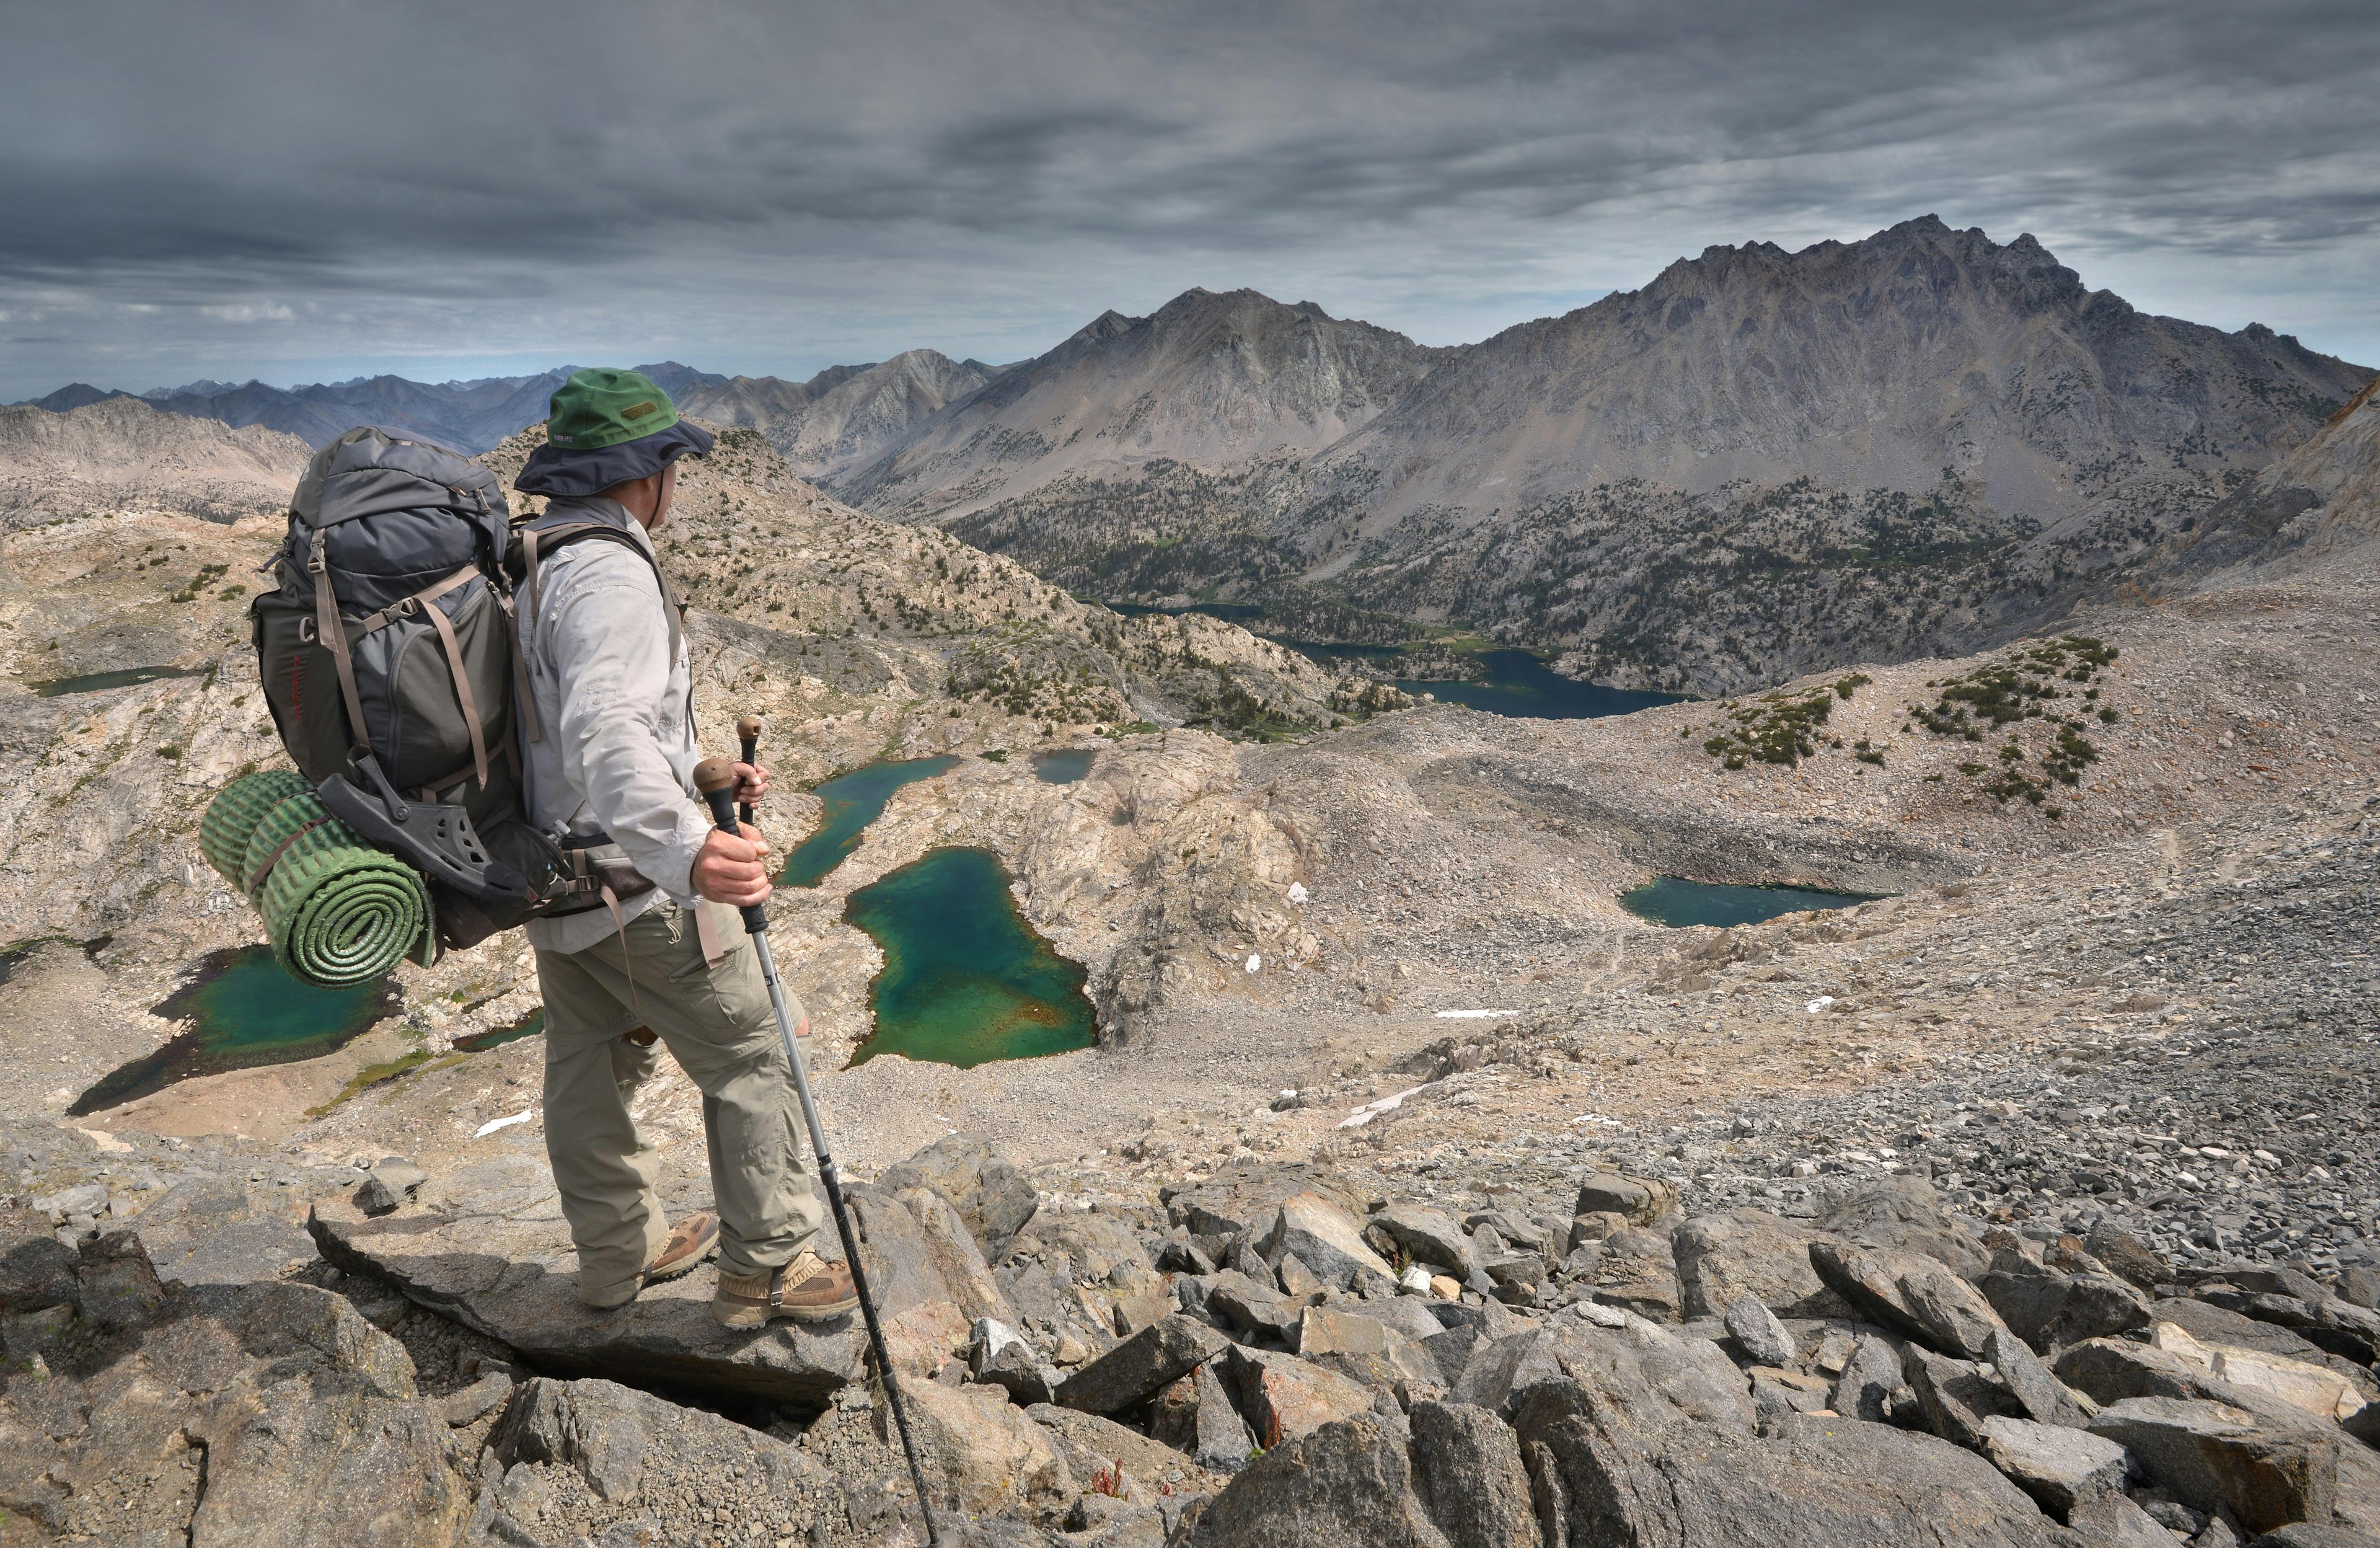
[197,769,310,886]
[200,772,434,987]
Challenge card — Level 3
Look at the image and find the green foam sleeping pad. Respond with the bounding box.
[200,771,433,987]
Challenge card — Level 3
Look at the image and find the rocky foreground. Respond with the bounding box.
[3,1117,2377,1547]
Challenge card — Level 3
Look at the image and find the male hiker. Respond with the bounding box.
[512,368,858,1325]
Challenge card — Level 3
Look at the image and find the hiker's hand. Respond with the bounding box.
[692,823,773,906]
[732,761,771,808]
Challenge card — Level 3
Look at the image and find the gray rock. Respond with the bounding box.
[972,1316,1060,1405]
[1407,1400,1541,1548]
[1294,1306,1447,1400]
[1750,1368,1836,1420]
[1059,1314,1231,1415]
[486,1374,841,1542]
[0,1206,79,1314]
[2085,1223,2173,1293]
[441,1368,514,1426]
[73,1228,165,1331]
[1205,1268,1302,1341]
[2335,1268,2379,1312]
[1820,1177,1991,1280]
[2087,1396,2341,1535]
[2074,1491,2195,1547]
[1512,1390,2084,1546]
[113,1175,317,1286]
[1976,1415,2130,1521]
[1163,1164,1368,1243]
[1724,1294,1797,1367]
[1673,1210,1852,1321]
[355,1156,426,1217]
[1585,1226,1683,1321]
[1988,1327,2093,1428]
[1222,1343,1382,1446]
[1905,1345,2025,1450]
[1158,1236,1218,1276]
[2246,1527,2380,1547]
[1152,1358,1255,1474]
[1574,1172,1676,1226]
[1452,1316,1753,1432]
[307,1154,872,1407]
[1979,1257,2153,1353]
[31,1181,107,1221]
[1261,1193,1398,1293]
[1812,1240,2011,1358]
[1833,1332,1905,1423]
[879,1131,1040,1260]
[1193,1415,1448,1548]
[1422,1325,1484,1389]
[0,1275,461,1547]
[1028,1401,1229,1502]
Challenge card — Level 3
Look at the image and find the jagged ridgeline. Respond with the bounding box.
[825,219,2371,695]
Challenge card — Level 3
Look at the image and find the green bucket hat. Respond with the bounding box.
[514,367,715,497]
[545,368,680,450]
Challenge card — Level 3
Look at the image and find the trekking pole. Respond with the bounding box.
[735,717,761,827]
[692,758,940,1548]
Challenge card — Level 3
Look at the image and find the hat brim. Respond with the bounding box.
[514,419,716,498]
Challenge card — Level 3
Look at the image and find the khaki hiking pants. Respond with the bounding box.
[534,897,823,1303]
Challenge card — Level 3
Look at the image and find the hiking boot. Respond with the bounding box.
[712,1249,859,1327]
[580,1211,719,1309]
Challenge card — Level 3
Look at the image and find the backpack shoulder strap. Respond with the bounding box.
[519,521,685,665]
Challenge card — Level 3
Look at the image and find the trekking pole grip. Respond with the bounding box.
[692,758,769,935]
[735,716,760,826]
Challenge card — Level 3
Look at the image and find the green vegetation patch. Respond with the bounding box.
[1906,635,2115,809]
[1699,673,1871,769]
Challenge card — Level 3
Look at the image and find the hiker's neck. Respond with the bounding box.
[599,470,674,531]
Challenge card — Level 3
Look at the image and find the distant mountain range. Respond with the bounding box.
[14,353,1004,479]
[20,216,2373,692]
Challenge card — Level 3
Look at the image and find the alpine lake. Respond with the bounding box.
[1618,876,1876,929]
[72,623,1865,1105]
[72,946,400,1115]
[780,754,1098,1069]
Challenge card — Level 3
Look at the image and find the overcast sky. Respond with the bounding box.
[5,0,2376,399]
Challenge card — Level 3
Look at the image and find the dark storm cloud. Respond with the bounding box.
[4,0,2376,396]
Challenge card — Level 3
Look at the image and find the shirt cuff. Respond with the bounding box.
[656,810,715,906]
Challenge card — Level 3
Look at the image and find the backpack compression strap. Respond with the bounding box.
[307,530,372,751]
[355,562,493,795]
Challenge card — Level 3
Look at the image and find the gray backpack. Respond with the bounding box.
[250,427,672,949]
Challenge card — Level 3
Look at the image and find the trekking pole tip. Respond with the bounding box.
[692,757,738,795]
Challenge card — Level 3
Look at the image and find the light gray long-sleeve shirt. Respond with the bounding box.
[516,496,712,954]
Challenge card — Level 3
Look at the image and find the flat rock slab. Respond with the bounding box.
[308,1154,867,1405]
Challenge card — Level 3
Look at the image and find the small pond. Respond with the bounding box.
[843,846,1096,1069]
[779,756,961,888]
[32,665,206,697]
[71,946,398,1114]
[1032,748,1096,784]
[454,1009,545,1053]
[1618,877,1878,929]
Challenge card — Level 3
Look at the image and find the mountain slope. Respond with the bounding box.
[837,288,1450,523]
[2145,371,2380,588]
[1305,216,2366,545]
[668,350,1001,480]
[0,397,312,530]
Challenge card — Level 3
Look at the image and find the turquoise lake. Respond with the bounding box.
[779,756,961,888]
[71,946,396,1113]
[1617,877,1876,929]
[842,846,1096,1069]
